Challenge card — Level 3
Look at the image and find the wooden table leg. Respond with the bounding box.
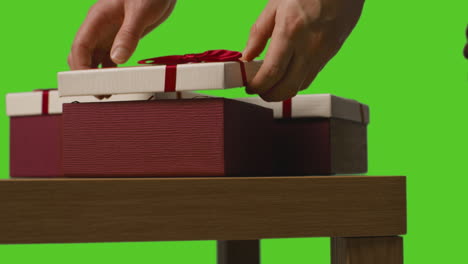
[331,236,403,264]
[217,240,260,264]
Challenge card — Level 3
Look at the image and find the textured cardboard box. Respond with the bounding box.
[237,94,369,175]
[62,98,274,177]
[7,90,156,177]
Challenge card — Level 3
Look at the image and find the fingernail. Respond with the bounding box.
[111,47,131,64]
[241,51,250,61]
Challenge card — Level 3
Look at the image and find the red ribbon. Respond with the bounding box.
[34,89,56,115]
[138,50,248,92]
[282,98,292,118]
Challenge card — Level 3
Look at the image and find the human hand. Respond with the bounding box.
[68,0,176,70]
[464,24,467,59]
[242,0,365,102]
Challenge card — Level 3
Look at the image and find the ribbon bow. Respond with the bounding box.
[138,50,247,92]
[138,49,243,65]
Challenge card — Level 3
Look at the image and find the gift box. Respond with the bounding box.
[62,98,273,177]
[7,89,157,177]
[237,94,370,175]
[58,50,262,97]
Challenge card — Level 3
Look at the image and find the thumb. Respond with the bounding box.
[111,15,146,64]
[242,8,275,61]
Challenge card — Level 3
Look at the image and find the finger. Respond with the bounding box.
[299,34,340,91]
[69,6,110,70]
[95,95,112,100]
[260,54,307,102]
[246,27,293,95]
[260,86,299,102]
[296,48,325,91]
[242,7,276,61]
[298,64,321,91]
[110,13,147,65]
[142,1,176,37]
[70,41,94,70]
[298,51,329,91]
[67,54,73,69]
[91,50,117,68]
[110,0,174,64]
[465,44,468,59]
[101,51,117,68]
[91,49,105,68]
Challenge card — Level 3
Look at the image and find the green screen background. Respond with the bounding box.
[0,0,466,263]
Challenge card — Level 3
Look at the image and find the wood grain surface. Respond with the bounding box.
[331,236,403,264]
[217,240,260,264]
[0,176,406,244]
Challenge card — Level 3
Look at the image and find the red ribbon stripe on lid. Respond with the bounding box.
[282,98,292,119]
[34,89,57,115]
[138,50,248,92]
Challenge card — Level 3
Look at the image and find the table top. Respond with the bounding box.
[0,176,406,244]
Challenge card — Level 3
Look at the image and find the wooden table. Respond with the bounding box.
[0,176,406,264]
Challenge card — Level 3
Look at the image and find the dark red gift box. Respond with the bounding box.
[10,115,62,177]
[238,94,369,175]
[7,90,157,178]
[62,98,273,177]
[273,118,367,175]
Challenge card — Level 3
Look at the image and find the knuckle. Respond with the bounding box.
[249,23,259,36]
[87,3,120,26]
[250,23,267,39]
[119,26,140,42]
[71,41,91,54]
[281,16,307,37]
[279,0,323,37]
[264,64,283,79]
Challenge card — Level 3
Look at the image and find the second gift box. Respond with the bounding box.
[62,98,274,177]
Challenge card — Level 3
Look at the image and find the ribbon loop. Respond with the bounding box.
[138,50,248,92]
[138,49,243,65]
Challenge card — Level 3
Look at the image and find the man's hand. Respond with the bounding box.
[68,0,176,70]
[464,25,468,59]
[242,0,364,102]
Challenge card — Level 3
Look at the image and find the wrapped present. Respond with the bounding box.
[58,50,262,97]
[237,94,370,175]
[7,89,157,177]
[62,98,274,177]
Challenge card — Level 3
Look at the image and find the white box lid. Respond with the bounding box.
[236,94,370,124]
[58,61,262,97]
[6,90,157,117]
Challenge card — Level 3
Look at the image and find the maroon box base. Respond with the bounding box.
[10,115,62,177]
[63,98,273,177]
[273,118,367,175]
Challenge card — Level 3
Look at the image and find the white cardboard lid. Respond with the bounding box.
[58,61,262,97]
[7,90,369,124]
[6,91,206,117]
[236,94,370,124]
[6,90,157,117]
